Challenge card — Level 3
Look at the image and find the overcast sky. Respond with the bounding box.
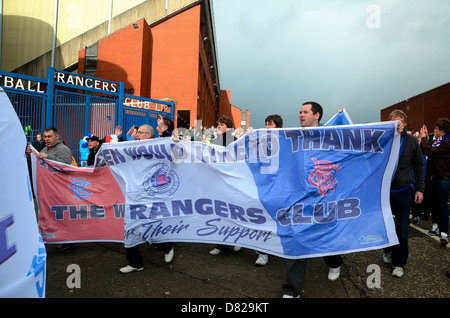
[211,0,450,128]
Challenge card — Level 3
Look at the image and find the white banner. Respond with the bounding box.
[0,88,46,298]
[99,123,399,259]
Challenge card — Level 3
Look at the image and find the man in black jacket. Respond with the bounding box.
[31,133,45,152]
[119,123,175,274]
[87,135,102,166]
[156,115,174,137]
[420,118,450,246]
[209,115,239,256]
[383,110,424,278]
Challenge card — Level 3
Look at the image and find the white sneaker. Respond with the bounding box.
[164,247,174,263]
[439,232,448,246]
[382,252,392,264]
[233,246,242,252]
[429,223,439,235]
[209,248,223,255]
[392,266,403,277]
[328,266,341,281]
[255,254,269,266]
[119,265,144,274]
[282,294,300,298]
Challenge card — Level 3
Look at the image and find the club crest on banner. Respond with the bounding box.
[69,177,92,201]
[143,163,179,198]
[308,158,341,197]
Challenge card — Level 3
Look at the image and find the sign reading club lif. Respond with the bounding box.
[94,122,399,259]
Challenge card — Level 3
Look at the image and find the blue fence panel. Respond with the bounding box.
[123,94,174,138]
[53,90,88,163]
[123,106,160,137]
[89,96,118,139]
[0,69,48,144]
[3,87,47,144]
[53,90,120,164]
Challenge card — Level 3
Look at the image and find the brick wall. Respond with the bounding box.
[218,90,231,119]
[77,3,241,130]
[96,18,151,97]
[380,82,450,132]
[150,5,201,127]
[231,104,242,129]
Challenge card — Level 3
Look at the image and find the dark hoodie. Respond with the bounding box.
[420,134,450,178]
[212,129,236,147]
[87,141,103,166]
[391,130,424,193]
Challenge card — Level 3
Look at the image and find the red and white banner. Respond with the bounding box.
[31,151,125,243]
[31,123,399,259]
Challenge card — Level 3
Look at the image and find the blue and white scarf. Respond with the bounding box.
[432,135,450,147]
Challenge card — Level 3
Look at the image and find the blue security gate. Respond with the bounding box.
[53,90,119,164]
[1,74,47,143]
[1,67,174,164]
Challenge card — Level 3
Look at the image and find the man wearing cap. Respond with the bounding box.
[87,135,102,166]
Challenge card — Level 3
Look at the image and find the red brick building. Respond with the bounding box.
[380,82,450,132]
[77,3,249,130]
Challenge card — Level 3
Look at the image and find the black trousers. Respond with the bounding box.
[282,255,342,297]
[125,242,173,268]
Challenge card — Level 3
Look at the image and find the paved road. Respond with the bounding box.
[44,216,449,300]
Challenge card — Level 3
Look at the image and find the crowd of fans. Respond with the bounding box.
[25,107,450,297]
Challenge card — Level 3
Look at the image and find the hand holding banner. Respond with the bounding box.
[98,123,399,259]
[33,154,125,243]
[34,122,399,259]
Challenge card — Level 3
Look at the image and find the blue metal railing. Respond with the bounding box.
[0,67,174,164]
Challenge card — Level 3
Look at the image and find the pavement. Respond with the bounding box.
[43,215,449,301]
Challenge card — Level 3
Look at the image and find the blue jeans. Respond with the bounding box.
[430,178,450,234]
[384,188,413,268]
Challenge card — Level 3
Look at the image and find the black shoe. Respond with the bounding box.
[56,243,75,251]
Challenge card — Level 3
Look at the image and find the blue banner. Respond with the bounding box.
[325,108,353,126]
[99,122,399,259]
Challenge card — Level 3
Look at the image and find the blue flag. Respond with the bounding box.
[325,108,353,126]
[99,122,399,259]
